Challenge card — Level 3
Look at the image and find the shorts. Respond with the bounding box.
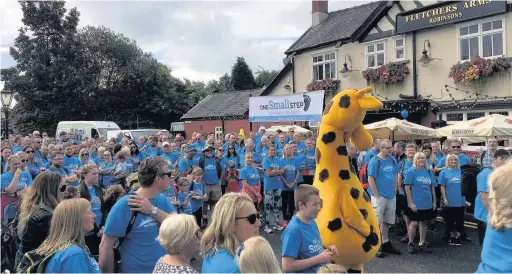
[204,184,222,202]
[371,196,396,225]
[405,208,436,222]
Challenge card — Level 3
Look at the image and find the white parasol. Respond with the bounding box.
[436,114,512,141]
[364,117,437,140]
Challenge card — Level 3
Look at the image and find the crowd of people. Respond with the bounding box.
[1,125,512,273]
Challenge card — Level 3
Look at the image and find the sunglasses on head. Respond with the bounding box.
[236,213,260,225]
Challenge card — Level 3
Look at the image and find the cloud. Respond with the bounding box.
[1,0,369,82]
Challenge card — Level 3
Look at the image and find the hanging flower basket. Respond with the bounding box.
[362,63,409,84]
[449,56,511,85]
[306,79,340,92]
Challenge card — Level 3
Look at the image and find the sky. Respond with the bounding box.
[1,0,370,83]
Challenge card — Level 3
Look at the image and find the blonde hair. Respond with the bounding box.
[317,264,347,273]
[488,163,512,231]
[79,148,89,159]
[445,153,460,169]
[282,144,292,159]
[412,152,427,169]
[36,198,90,255]
[6,154,21,172]
[237,236,281,273]
[200,192,254,257]
[157,214,198,255]
[191,167,203,176]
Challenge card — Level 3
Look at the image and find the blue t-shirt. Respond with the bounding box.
[477,225,512,273]
[190,181,205,213]
[438,168,464,207]
[89,187,103,227]
[240,166,260,187]
[282,216,324,273]
[280,158,300,191]
[403,167,436,210]
[262,156,282,190]
[1,171,33,219]
[363,148,378,165]
[397,159,413,195]
[45,245,100,273]
[226,155,239,169]
[178,157,197,174]
[131,152,146,171]
[304,148,316,170]
[99,161,114,188]
[202,247,240,273]
[294,153,305,183]
[178,191,193,215]
[161,152,180,169]
[367,156,398,199]
[11,145,22,154]
[164,187,177,205]
[296,142,306,155]
[435,154,471,168]
[104,192,175,273]
[202,157,220,185]
[146,146,164,158]
[63,155,81,171]
[475,168,492,222]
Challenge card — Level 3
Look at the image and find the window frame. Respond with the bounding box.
[393,36,406,61]
[365,39,387,69]
[311,51,337,81]
[456,15,506,62]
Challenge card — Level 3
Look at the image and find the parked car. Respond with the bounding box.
[106,129,172,141]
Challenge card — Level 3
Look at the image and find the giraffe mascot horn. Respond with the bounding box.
[313,86,383,273]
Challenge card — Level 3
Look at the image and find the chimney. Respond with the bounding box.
[312,0,328,25]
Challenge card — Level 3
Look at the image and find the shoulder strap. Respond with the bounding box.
[480,151,486,163]
[199,156,205,169]
[117,212,139,248]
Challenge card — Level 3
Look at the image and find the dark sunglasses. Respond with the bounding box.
[451,146,461,148]
[59,185,67,192]
[25,150,35,153]
[218,149,224,151]
[236,213,260,225]
[80,154,88,157]
[158,171,173,178]
[21,160,28,162]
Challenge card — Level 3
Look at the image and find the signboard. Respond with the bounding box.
[249,91,325,122]
[396,0,508,34]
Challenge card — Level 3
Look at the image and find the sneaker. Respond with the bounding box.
[263,225,273,234]
[407,242,417,254]
[454,237,463,246]
[462,236,472,243]
[272,225,284,231]
[381,241,401,255]
[375,248,385,258]
[282,221,288,228]
[449,237,456,246]
[400,235,409,244]
[419,243,432,254]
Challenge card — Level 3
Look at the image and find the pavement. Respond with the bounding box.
[191,218,482,273]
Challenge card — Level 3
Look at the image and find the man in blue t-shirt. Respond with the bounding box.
[99,157,176,273]
[434,139,471,172]
[367,139,401,257]
[474,149,510,245]
[363,138,381,165]
[199,145,222,227]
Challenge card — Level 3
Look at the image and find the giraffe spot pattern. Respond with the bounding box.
[339,94,351,108]
[321,132,336,145]
[363,191,371,202]
[319,169,329,182]
[327,218,342,232]
[359,209,368,219]
[315,148,321,164]
[339,169,351,180]
[350,187,360,200]
[336,146,348,156]
[323,101,333,115]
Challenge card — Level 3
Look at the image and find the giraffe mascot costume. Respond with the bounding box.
[313,86,383,273]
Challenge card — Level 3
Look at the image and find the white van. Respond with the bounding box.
[106,129,172,141]
[56,121,121,140]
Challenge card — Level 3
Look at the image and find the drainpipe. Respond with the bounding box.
[292,56,296,93]
[412,31,418,99]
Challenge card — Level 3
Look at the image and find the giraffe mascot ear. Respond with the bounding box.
[356,87,383,111]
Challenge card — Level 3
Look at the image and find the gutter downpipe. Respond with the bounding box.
[412,31,418,99]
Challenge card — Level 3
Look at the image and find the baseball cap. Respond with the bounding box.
[202,144,215,152]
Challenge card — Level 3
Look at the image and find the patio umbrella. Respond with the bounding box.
[364,117,437,141]
[265,125,311,134]
[436,114,512,141]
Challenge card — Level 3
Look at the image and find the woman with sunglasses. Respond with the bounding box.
[78,148,95,167]
[98,150,115,188]
[226,145,239,169]
[22,145,42,178]
[129,141,146,172]
[201,192,261,273]
[16,172,64,263]
[153,214,201,273]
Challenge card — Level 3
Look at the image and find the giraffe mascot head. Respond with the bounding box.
[313,87,383,273]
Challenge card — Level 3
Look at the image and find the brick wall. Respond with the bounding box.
[184,119,307,139]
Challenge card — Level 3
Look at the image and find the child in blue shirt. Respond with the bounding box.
[176,177,193,215]
[189,167,207,227]
[281,185,338,273]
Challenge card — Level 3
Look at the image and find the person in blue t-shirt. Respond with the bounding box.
[176,177,193,215]
[396,143,416,243]
[99,157,176,273]
[439,154,464,246]
[1,146,12,174]
[434,140,471,172]
[363,138,381,165]
[403,152,437,254]
[367,139,401,257]
[280,144,300,224]
[202,193,261,273]
[476,162,512,273]
[474,149,510,246]
[47,151,79,186]
[129,141,146,172]
[291,142,305,185]
[240,152,262,208]
[41,198,101,273]
[62,143,81,186]
[262,146,285,234]
[189,168,207,228]
[145,136,164,158]
[281,185,338,273]
[1,155,33,221]
[178,147,197,177]
[303,139,316,185]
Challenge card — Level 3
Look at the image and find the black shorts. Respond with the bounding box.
[405,208,436,222]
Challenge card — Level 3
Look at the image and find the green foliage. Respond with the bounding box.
[231,57,256,90]
[255,69,279,88]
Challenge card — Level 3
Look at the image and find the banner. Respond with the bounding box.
[249,91,325,122]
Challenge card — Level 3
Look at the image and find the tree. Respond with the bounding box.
[231,57,256,90]
[255,69,279,88]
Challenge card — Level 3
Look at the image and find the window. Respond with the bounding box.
[394,37,405,61]
[312,52,336,81]
[467,112,485,120]
[366,41,385,68]
[446,113,463,121]
[490,111,509,116]
[458,18,505,61]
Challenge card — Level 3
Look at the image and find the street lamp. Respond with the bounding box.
[1,89,13,140]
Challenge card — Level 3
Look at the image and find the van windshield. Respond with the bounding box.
[131,130,171,140]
